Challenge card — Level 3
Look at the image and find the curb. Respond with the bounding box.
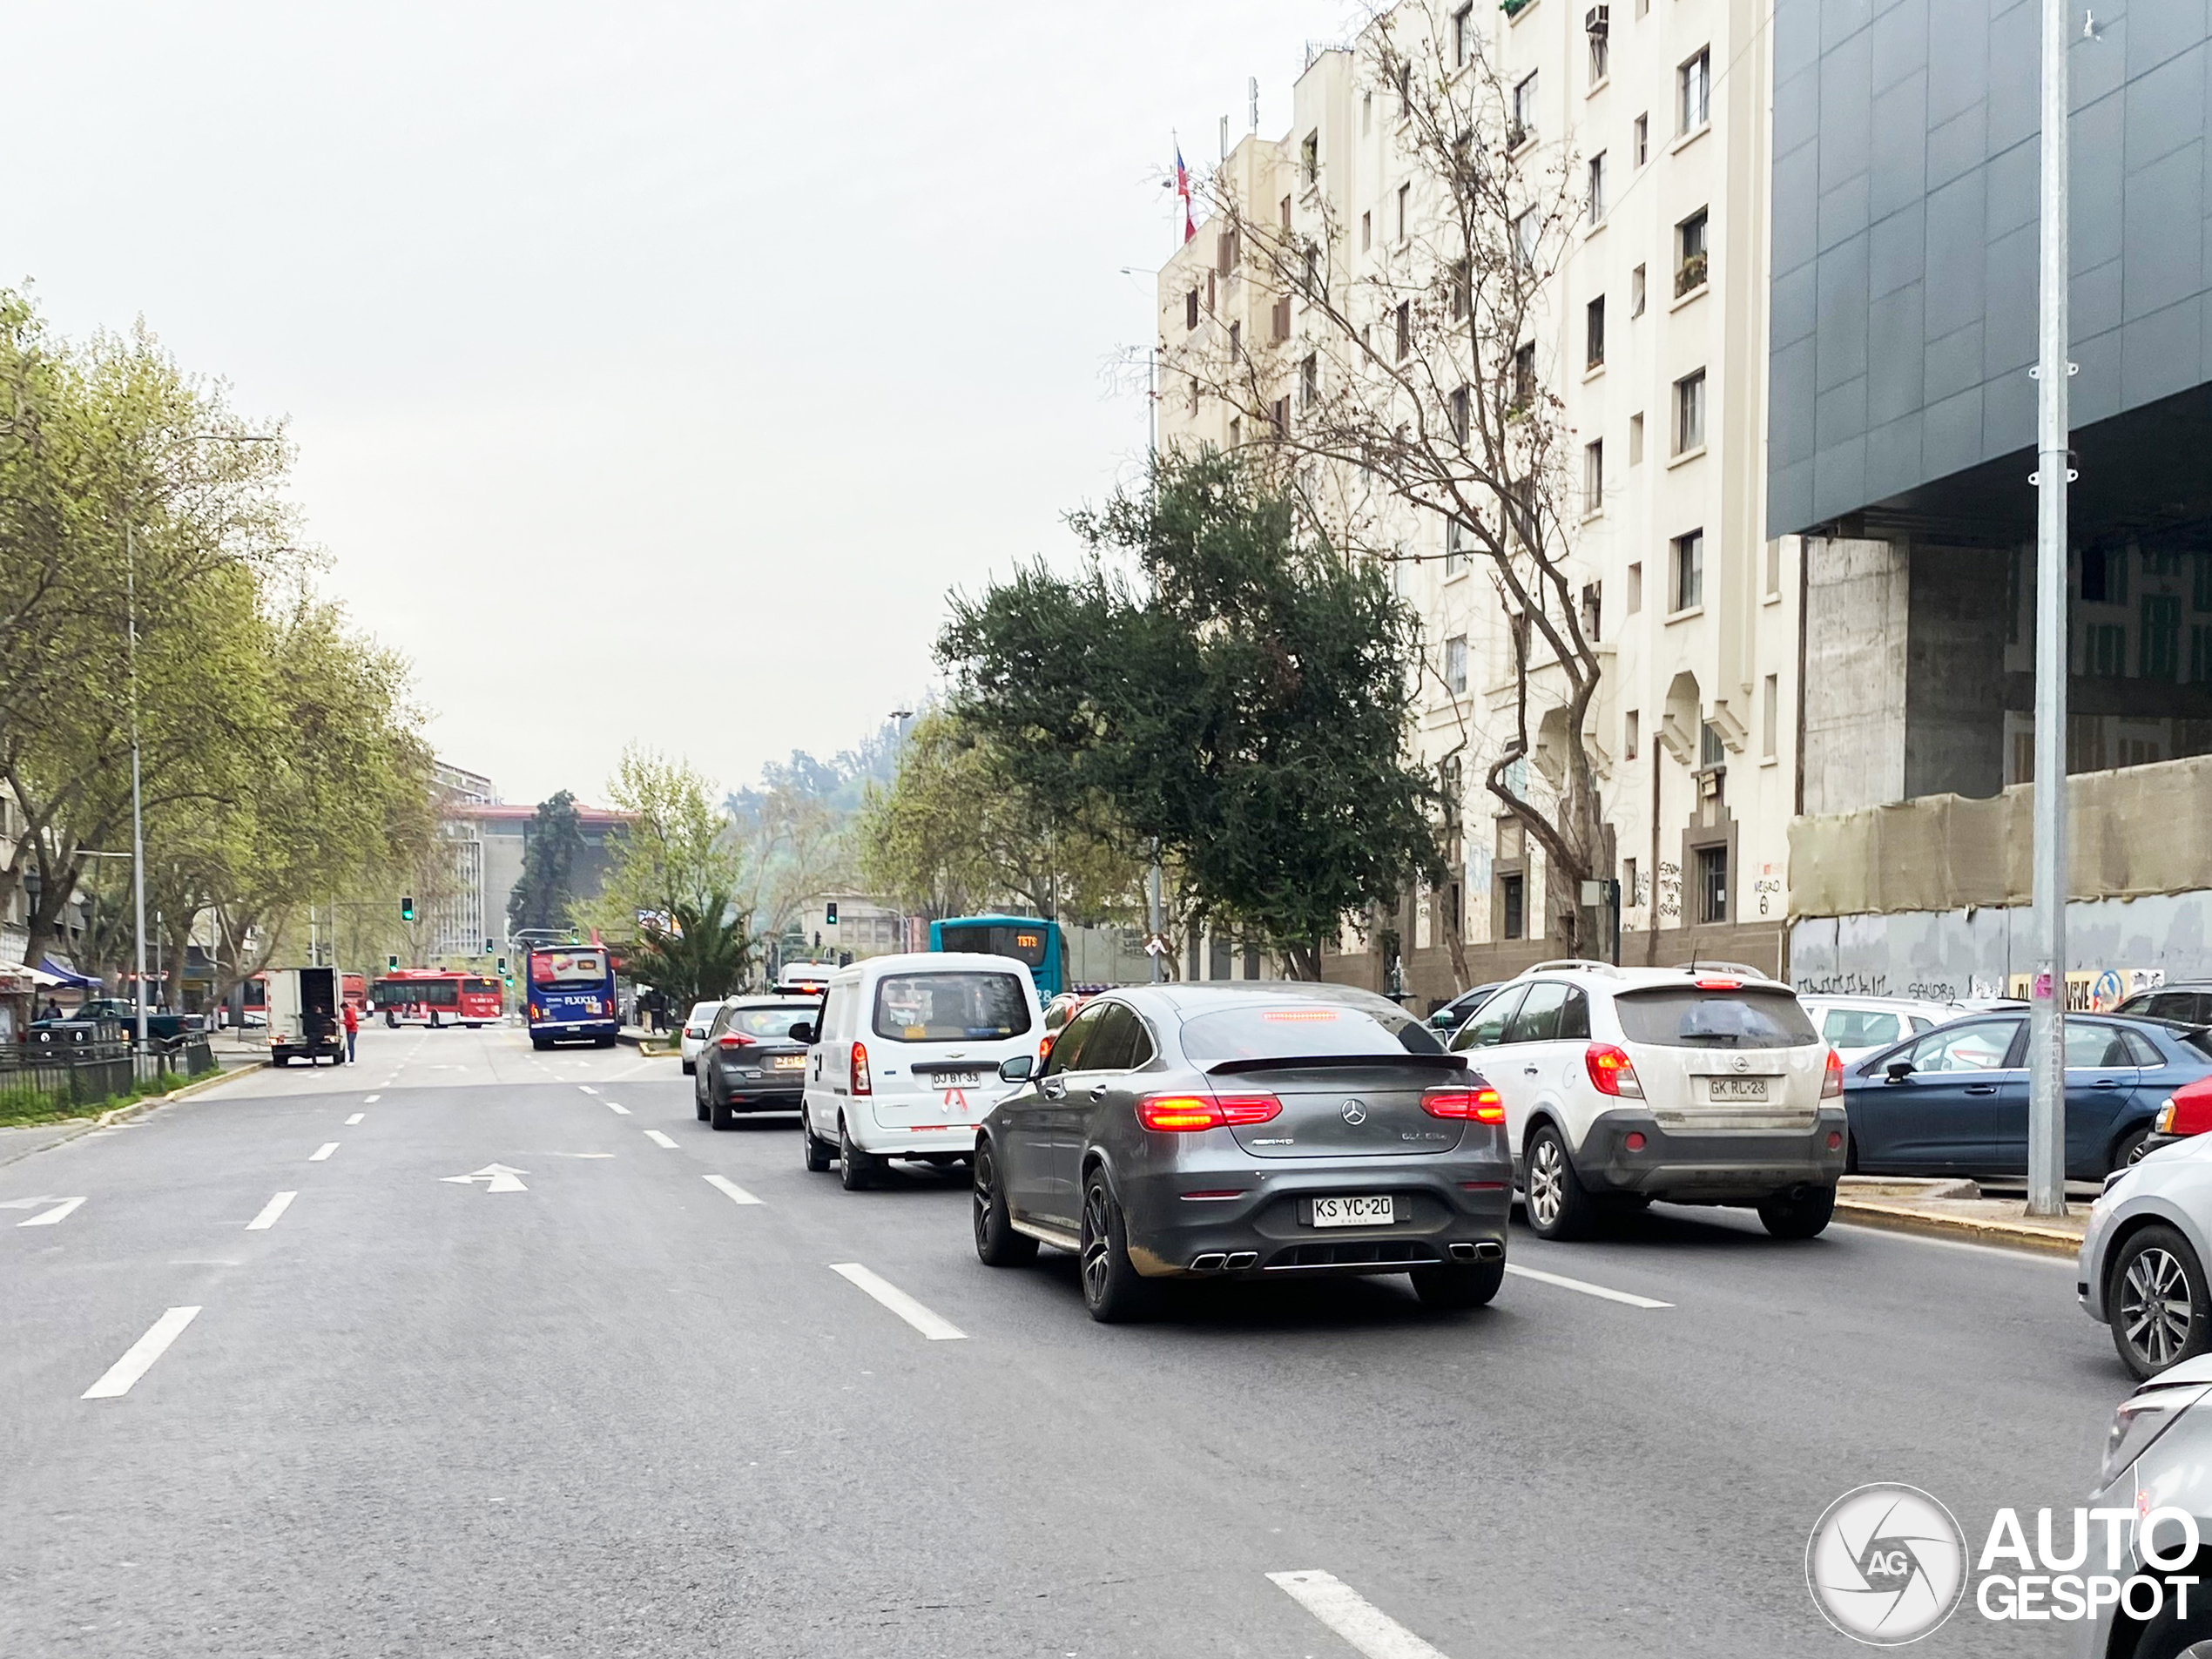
[1834,1197,2086,1258]
[0,1060,257,1170]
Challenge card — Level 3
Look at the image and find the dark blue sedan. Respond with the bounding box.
[1841,1011,2212,1179]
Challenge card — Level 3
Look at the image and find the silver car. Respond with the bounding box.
[2080,1132,2212,1379]
[2071,1357,2212,1656]
[970,981,1512,1323]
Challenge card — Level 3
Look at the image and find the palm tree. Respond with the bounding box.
[621,890,753,1012]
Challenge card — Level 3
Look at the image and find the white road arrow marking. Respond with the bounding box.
[441,1163,529,1193]
[19,1196,87,1227]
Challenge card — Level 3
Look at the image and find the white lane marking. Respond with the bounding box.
[1504,1263,1672,1309]
[828,1262,966,1341]
[577,1085,598,1095]
[644,1130,678,1149]
[1268,1570,1452,1659]
[604,1101,631,1116]
[246,1191,297,1231]
[364,1094,381,1103]
[344,1113,364,1125]
[18,1196,87,1227]
[308,1143,339,1163]
[705,1174,762,1206]
[83,1306,202,1399]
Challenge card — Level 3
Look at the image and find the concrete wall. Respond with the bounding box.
[1803,536,1908,813]
[1791,897,2212,1002]
[1904,543,2010,799]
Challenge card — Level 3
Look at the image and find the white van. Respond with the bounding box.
[799,950,1043,1191]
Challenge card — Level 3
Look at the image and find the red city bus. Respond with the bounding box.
[370,969,503,1028]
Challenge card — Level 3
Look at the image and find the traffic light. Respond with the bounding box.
[483,936,495,954]
[400,895,415,921]
[813,930,822,948]
[496,956,507,974]
[387,954,399,971]
[825,900,839,925]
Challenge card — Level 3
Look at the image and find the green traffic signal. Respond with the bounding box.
[400,895,415,921]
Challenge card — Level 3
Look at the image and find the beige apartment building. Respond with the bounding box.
[1157,0,1791,1000]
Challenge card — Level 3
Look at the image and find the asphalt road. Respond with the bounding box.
[0,1023,2130,1656]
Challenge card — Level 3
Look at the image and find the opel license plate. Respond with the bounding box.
[1708,1076,1770,1102]
[1311,1194,1396,1228]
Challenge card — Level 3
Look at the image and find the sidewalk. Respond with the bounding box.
[0,1053,253,1170]
[1834,1176,2093,1256]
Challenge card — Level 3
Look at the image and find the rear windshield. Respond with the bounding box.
[940,924,1049,968]
[1179,1003,1447,1063]
[1615,987,1818,1049]
[726,1003,820,1038]
[873,972,1033,1042]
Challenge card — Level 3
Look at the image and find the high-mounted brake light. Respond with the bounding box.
[850,1041,872,1096]
[717,1032,756,1050]
[1586,1043,1644,1098]
[1694,977,1743,990]
[1422,1087,1506,1123]
[1259,1009,1339,1022]
[1821,1048,1844,1099]
[1136,1092,1282,1131]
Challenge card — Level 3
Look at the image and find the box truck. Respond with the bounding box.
[267,966,347,1066]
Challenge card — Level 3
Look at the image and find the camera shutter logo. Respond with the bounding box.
[1805,1484,1966,1645]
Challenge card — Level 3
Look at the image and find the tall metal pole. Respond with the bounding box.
[2027,0,2072,1217]
[1146,339,1165,983]
[128,523,149,1051]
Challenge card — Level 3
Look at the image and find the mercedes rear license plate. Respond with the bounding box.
[1311,1194,1396,1228]
[772,1055,806,1070]
[1708,1076,1770,1103]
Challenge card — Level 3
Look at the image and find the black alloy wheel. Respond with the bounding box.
[2112,1224,2211,1380]
[972,1139,1038,1267]
[1077,1170,1152,1323]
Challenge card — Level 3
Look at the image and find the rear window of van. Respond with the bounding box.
[873,972,1033,1042]
[1615,988,1818,1049]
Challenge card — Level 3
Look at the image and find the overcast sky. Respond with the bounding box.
[15,0,1357,806]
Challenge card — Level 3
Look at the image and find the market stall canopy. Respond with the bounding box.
[36,958,100,990]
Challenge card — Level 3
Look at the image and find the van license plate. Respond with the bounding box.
[1709,1077,1770,1102]
[933,1069,982,1088]
[1311,1195,1396,1228]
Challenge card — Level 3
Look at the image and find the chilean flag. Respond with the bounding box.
[1175,141,1195,242]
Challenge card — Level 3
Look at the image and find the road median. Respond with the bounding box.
[1834,1177,2088,1257]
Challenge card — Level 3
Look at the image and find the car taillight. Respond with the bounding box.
[1422,1087,1505,1123]
[1822,1048,1844,1099]
[717,1032,756,1050]
[1586,1043,1644,1098]
[850,1042,871,1096]
[2165,1090,2212,1136]
[1135,1093,1282,1131]
[529,1003,541,1020]
[1039,1034,1054,1062]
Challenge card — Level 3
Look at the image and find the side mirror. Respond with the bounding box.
[789,1022,816,1044]
[1885,1059,1915,1083]
[1429,1009,1459,1028]
[998,1055,1035,1082]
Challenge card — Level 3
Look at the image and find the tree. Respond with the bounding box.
[938,448,1441,978]
[735,786,853,968]
[572,746,742,941]
[508,792,584,935]
[618,891,753,1012]
[1184,3,1608,956]
[857,710,1143,923]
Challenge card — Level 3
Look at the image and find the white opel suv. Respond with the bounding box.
[1448,961,1845,1239]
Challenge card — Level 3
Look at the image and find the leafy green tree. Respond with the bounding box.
[509,792,584,935]
[939,448,1441,978]
[618,891,752,1011]
[573,746,743,941]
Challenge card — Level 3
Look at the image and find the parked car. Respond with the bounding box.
[2081,1131,2212,1379]
[799,951,1043,1190]
[1843,1012,2212,1179]
[2067,1353,2212,1655]
[2118,980,2212,1026]
[1796,994,1962,1063]
[2143,1074,2212,1159]
[31,998,199,1048]
[1426,981,1505,1035]
[971,981,1510,1322]
[678,1000,724,1076]
[694,996,820,1129]
[1447,961,1845,1240]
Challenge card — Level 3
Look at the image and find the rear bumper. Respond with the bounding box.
[532,1021,617,1042]
[1116,1159,1513,1278]
[1570,1106,1850,1202]
[721,1078,805,1109]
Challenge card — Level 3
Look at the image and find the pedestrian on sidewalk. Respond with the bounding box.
[341,999,359,1063]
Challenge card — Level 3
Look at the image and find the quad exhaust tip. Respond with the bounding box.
[1190,1252,1228,1272]
[1224,1251,1258,1271]
[1450,1241,1506,1263]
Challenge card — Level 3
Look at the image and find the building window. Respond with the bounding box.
[1501,872,1526,939]
[1218,230,1239,273]
[1397,181,1410,242]
[1303,244,1320,296]
[1584,439,1604,513]
[2086,623,2125,675]
[1625,710,1640,759]
[1185,289,1200,330]
[1445,634,1469,694]
[1512,343,1534,409]
[1269,397,1289,438]
[1763,673,1779,759]
[1635,112,1649,165]
[1301,130,1318,187]
[1299,353,1318,410]
[1395,300,1411,361]
[1450,260,1471,320]
[1696,843,1729,923]
[1449,383,1472,442]
[1511,73,1537,145]
[1586,295,1605,368]
[1623,856,1639,909]
[1362,90,1373,134]
[1675,368,1706,453]
[1581,581,1602,641]
[1229,320,1241,358]
[1588,152,1607,224]
[1701,719,1726,771]
[1629,411,1645,464]
[1673,529,1705,610]
[1631,263,1647,316]
[2144,594,2182,679]
[1445,516,1467,575]
[1626,560,1642,613]
[1229,415,1242,447]
[1514,208,1537,266]
[1765,539,1782,598]
[1588,8,1609,83]
[1453,4,1475,65]
[2191,624,2212,682]
[1679,48,1711,135]
[1361,210,1372,251]
[1676,208,1709,296]
[1279,194,1291,229]
[1271,296,1291,341]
